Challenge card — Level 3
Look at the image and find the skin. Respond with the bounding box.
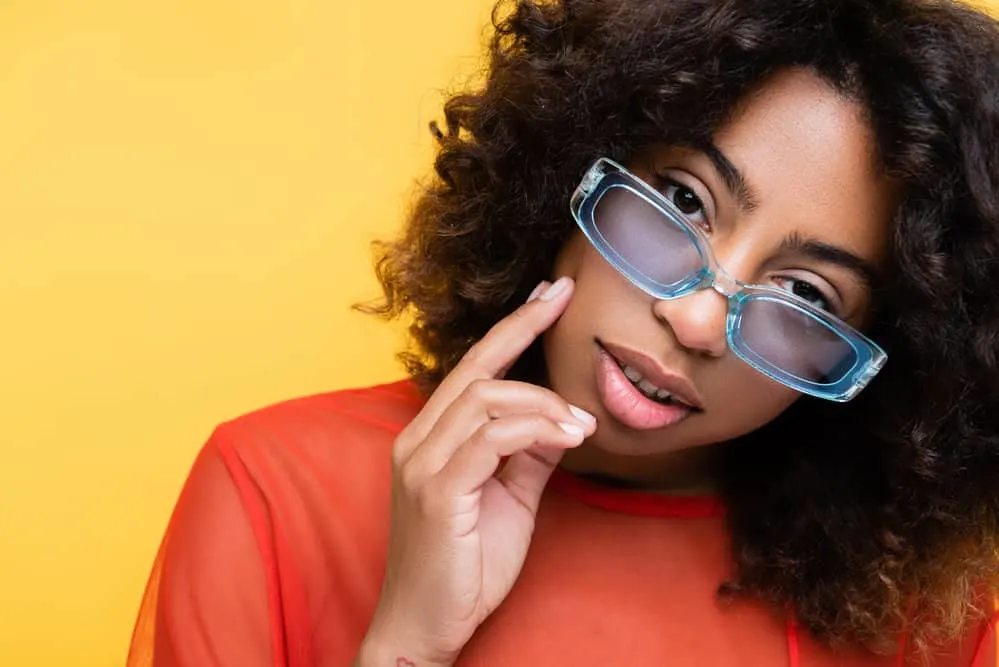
[357,69,897,665]
[550,68,895,491]
[359,278,593,667]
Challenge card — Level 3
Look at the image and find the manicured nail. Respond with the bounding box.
[569,405,596,426]
[526,281,549,303]
[558,422,585,438]
[540,276,571,302]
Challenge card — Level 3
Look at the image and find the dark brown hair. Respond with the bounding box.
[368,0,999,658]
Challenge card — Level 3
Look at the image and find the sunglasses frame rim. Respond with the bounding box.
[569,157,887,402]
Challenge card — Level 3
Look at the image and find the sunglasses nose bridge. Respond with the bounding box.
[708,267,740,298]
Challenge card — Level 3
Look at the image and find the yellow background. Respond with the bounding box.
[1,1,996,666]
[0,1,492,665]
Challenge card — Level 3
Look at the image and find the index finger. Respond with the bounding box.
[411,276,574,435]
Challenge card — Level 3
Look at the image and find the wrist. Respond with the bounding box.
[355,628,454,667]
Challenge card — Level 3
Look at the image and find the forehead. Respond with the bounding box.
[708,69,896,262]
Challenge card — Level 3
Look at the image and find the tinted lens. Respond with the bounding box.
[592,185,703,288]
[738,296,857,384]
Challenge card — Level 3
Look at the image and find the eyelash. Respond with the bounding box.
[654,170,843,315]
[771,276,837,314]
[657,175,713,230]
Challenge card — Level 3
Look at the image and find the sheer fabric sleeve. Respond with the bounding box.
[926,601,999,667]
[127,432,281,667]
[968,608,999,667]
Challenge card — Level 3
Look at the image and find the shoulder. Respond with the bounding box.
[132,380,426,667]
[209,378,425,473]
[206,379,426,627]
[203,378,426,530]
[217,377,424,438]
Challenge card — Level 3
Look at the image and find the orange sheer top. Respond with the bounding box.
[127,380,999,666]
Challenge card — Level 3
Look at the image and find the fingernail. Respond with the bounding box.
[558,422,585,439]
[540,276,571,302]
[569,405,596,426]
[526,281,549,303]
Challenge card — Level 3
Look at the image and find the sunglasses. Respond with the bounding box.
[569,158,886,402]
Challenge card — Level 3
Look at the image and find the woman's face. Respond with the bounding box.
[544,69,896,486]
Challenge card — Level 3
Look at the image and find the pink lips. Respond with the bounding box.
[595,343,700,431]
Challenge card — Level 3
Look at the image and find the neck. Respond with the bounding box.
[559,443,723,495]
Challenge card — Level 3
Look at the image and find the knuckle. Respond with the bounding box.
[390,449,406,471]
[477,419,505,445]
[530,411,554,426]
[391,434,410,466]
[536,385,568,407]
[510,306,543,337]
[396,461,425,496]
[511,381,557,407]
[462,343,487,370]
[530,414,559,437]
[465,377,493,402]
[508,305,531,324]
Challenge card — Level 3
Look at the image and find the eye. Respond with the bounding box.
[662,180,709,228]
[773,276,835,313]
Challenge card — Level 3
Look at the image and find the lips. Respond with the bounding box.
[599,340,704,410]
[593,341,702,431]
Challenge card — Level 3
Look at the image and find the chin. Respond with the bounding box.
[586,419,705,456]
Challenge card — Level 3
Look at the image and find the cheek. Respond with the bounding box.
[712,362,801,427]
[552,232,588,279]
[542,288,599,363]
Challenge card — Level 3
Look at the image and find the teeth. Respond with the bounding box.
[623,365,642,383]
[638,378,659,394]
[621,363,669,401]
[619,362,681,405]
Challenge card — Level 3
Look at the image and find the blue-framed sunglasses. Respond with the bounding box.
[569,157,886,402]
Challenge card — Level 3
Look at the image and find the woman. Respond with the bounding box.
[128,0,999,664]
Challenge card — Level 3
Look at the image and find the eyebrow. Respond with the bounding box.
[780,231,880,288]
[693,141,879,288]
[699,140,759,214]
[672,141,879,287]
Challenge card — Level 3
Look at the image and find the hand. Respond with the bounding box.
[357,277,596,667]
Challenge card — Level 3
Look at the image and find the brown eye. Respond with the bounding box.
[662,181,709,228]
[773,276,834,313]
[671,185,703,215]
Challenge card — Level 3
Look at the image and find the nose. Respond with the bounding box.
[652,288,729,358]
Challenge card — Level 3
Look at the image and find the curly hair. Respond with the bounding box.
[367,0,999,659]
